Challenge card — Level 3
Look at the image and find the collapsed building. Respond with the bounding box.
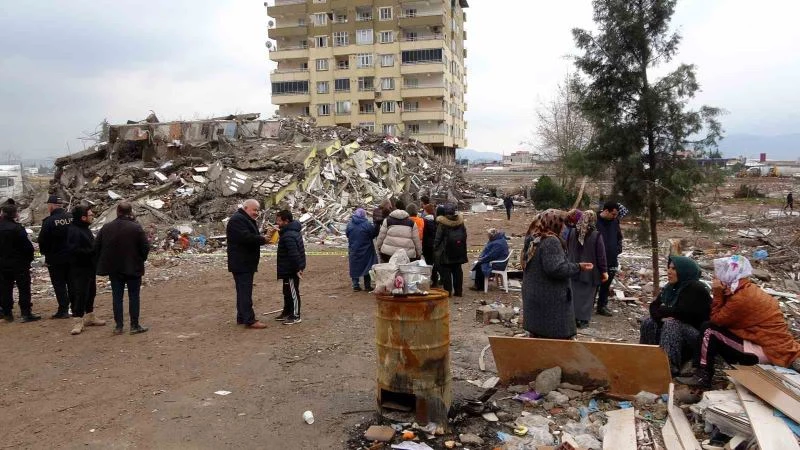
[50,114,477,242]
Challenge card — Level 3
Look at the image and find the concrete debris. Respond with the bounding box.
[535,367,563,395]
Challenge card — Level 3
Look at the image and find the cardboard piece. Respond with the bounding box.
[733,382,799,450]
[603,408,637,450]
[488,337,671,396]
[726,368,800,426]
[364,425,396,442]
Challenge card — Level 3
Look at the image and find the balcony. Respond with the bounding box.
[400,61,445,75]
[272,92,311,104]
[268,25,308,39]
[402,109,446,122]
[401,85,445,98]
[270,68,310,82]
[408,132,452,146]
[268,0,307,16]
[399,13,444,28]
[269,45,309,60]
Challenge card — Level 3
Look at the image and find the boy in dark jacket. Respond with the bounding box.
[0,204,41,322]
[276,210,306,325]
[66,205,106,335]
[595,201,623,317]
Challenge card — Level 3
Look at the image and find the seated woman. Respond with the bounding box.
[640,256,711,376]
[677,255,800,387]
[470,228,509,291]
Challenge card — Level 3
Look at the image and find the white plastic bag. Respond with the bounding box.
[388,249,410,266]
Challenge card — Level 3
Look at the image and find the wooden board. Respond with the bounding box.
[603,408,637,450]
[488,337,671,396]
[660,419,683,450]
[726,369,800,424]
[734,381,800,450]
[667,383,703,450]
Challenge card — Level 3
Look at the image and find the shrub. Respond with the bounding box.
[733,184,765,199]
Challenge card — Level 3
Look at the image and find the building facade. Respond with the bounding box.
[266,0,468,162]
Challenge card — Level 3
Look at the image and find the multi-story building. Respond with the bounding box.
[266,0,468,162]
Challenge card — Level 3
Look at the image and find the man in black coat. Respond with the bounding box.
[66,205,106,335]
[95,202,150,335]
[503,194,514,220]
[595,201,623,317]
[38,195,74,318]
[276,210,306,325]
[226,199,268,329]
[0,204,42,322]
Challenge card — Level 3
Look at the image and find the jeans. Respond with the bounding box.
[233,272,256,325]
[596,269,616,310]
[0,269,32,315]
[109,274,142,329]
[439,263,463,296]
[48,264,73,314]
[352,274,372,289]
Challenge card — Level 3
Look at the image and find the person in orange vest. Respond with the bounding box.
[406,203,424,241]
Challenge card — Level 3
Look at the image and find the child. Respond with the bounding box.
[276,210,306,325]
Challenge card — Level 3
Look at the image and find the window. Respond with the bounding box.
[403,101,419,111]
[334,78,350,92]
[356,8,372,21]
[403,8,417,18]
[0,177,13,188]
[356,29,373,45]
[404,31,417,41]
[334,13,347,23]
[380,54,394,67]
[358,76,375,91]
[356,53,373,68]
[380,77,395,90]
[383,124,396,135]
[317,104,331,116]
[302,106,310,116]
[404,78,419,88]
[401,48,443,64]
[315,35,328,48]
[300,61,309,70]
[333,31,348,47]
[407,123,420,134]
[311,13,327,26]
[382,101,396,113]
[336,58,349,70]
[379,7,392,21]
[315,58,329,71]
[271,81,309,95]
[359,101,375,114]
[359,122,375,131]
[335,101,351,114]
[378,31,394,44]
[316,81,329,94]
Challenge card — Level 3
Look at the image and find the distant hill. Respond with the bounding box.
[719,134,800,160]
[456,148,503,162]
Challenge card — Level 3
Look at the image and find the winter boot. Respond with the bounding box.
[70,317,84,335]
[84,312,106,326]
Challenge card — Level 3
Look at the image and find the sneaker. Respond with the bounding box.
[596,307,613,317]
[112,327,124,335]
[274,314,289,322]
[20,313,42,323]
[130,325,149,335]
[353,285,362,292]
[283,317,302,325]
[51,311,70,319]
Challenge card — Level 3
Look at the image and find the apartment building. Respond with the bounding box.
[266,0,468,162]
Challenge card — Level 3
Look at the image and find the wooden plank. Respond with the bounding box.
[488,337,671,396]
[734,381,800,450]
[726,369,800,424]
[660,419,683,450]
[668,383,703,450]
[603,408,637,450]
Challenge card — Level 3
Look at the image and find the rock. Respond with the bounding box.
[558,388,581,400]
[559,382,584,391]
[542,401,555,411]
[634,391,659,405]
[508,384,529,394]
[489,318,501,324]
[476,305,499,324]
[785,278,800,293]
[496,306,516,321]
[534,366,562,394]
[673,385,701,405]
[566,407,581,421]
[496,411,514,422]
[459,433,484,445]
[545,390,570,405]
[752,268,771,282]
[574,433,602,449]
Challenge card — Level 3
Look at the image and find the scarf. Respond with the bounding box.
[714,255,753,293]
[576,210,597,246]
[661,256,702,308]
[523,209,567,269]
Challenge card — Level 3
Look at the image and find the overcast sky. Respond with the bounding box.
[2,0,799,162]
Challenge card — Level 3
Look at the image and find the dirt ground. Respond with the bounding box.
[1,198,795,449]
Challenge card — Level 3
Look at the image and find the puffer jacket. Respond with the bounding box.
[376,209,422,260]
[277,220,306,279]
[433,214,468,265]
[711,279,800,367]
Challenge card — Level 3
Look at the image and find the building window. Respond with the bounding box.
[382,101,396,113]
[378,7,392,21]
[403,101,419,111]
[315,35,328,48]
[359,101,375,114]
[359,122,375,131]
[401,48,443,64]
[335,101,351,114]
[403,8,417,18]
[356,53,373,68]
[317,104,331,116]
[317,81,329,94]
[315,58,329,71]
[334,13,347,23]
[383,124,396,135]
[380,77,395,90]
[356,29,373,45]
[333,32,348,47]
[358,76,375,91]
[336,58,349,70]
[407,123,420,134]
[311,13,327,26]
[404,78,419,88]
[334,78,350,92]
[404,31,417,41]
[271,81,309,95]
[378,30,394,43]
[380,54,394,67]
[312,0,326,3]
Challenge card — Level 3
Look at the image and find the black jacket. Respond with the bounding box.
[277,220,306,279]
[66,219,95,269]
[39,208,73,265]
[422,215,437,256]
[596,215,623,268]
[95,216,150,277]
[649,280,712,329]
[433,214,468,265]
[226,209,266,273]
[0,217,34,271]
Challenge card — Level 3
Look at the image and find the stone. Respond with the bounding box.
[542,401,555,411]
[559,382,584,391]
[566,407,581,421]
[496,411,514,422]
[364,425,396,442]
[574,433,602,449]
[476,305,499,324]
[489,318,501,324]
[558,388,581,400]
[752,268,771,282]
[545,390,570,405]
[496,306,516,321]
[459,433,484,445]
[534,366,562,394]
[634,391,659,405]
[508,384,529,394]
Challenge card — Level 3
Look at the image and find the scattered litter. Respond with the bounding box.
[214,390,231,396]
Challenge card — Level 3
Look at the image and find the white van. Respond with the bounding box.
[0,164,24,201]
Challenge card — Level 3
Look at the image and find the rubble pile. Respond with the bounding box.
[49,115,474,243]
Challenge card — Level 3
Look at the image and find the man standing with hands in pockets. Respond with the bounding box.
[226,199,268,329]
[275,210,306,325]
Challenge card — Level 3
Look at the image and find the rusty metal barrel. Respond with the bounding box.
[375,289,451,426]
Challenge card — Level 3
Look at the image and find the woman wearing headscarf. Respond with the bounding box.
[565,210,609,328]
[522,209,594,339]
[639,256,711,376]
[470,228,509,291]
[677,255,800,387]
[372,199,393,238]
[346,208,378,291]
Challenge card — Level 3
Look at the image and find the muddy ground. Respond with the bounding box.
[1,197,797,449]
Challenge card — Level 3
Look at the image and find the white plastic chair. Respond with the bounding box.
[484,249,513,293]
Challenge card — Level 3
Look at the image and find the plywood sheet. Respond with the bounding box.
[726,369,800,424]
[488,337,671,396]
[660,419,683,450]
[734,381,800,450]
[603,408,637,450]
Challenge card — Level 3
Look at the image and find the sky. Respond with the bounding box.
[1,0,799,163]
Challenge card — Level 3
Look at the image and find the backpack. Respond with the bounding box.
[445,225,466,258]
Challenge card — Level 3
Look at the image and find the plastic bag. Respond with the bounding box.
[372,263,399,294]
[389,249,410,266]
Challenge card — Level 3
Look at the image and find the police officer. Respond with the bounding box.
[0,203,42,322]
[38,195,74,318]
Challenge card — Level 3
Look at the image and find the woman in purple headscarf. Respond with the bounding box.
[346,208,378,291]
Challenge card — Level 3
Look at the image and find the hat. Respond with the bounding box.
[46,195,63,205]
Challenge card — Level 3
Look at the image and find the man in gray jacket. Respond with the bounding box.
[376,200,422,263]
